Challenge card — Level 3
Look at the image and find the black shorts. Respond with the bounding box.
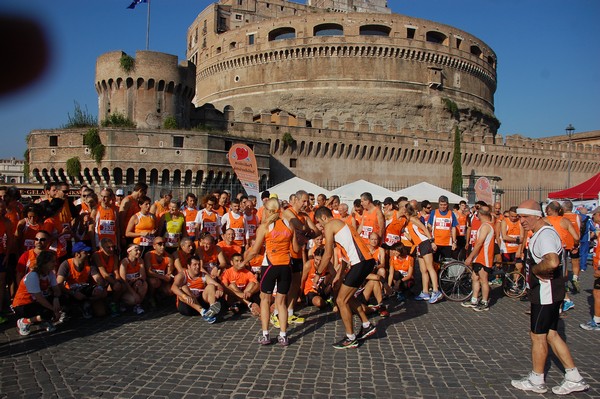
[530,302,561,334]
[501,253,516,263]
[260,265,292,295]
[434,245,453,263]
[291,257,303,273]
[594,277,600,290]
[305,291,321,306]
[493,243,500,256]
[417,240,433,257]
[0,254,5,273]
[13,302,55,322]
[567,248,580,259]
[472,262,492,274]
[344,259,376,288]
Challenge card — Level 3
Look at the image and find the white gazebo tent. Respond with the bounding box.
[332,179,395,207]
[263,177,331,201]
[395,182,467,204]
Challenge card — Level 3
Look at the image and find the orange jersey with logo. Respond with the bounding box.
[244,212,259,242]
[133,212,156,246]
[390,254,413,275]
[384,212,407,247]
[123,258,143,281]
[475,222,495,268]
[546,215,575,250]
[96,205,118,242]
[226,212,246,246]
[265,219,293,266]
[94,251,117,275]
[217,241,243,262]
[221,267,257,290]
[12,271,55,307]
[183,207,199,237]
[431,209,454,246]
[63,259,91,289]
[501,219,521,254]
[360,207,380,241]
[335,224,373,266]
[147,250,170,275]
[456,213,468,237]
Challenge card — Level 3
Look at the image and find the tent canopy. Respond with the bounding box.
[395,182,467,204]
[263,177,331,201]
[548,172,600,200]
[331,179,395,205]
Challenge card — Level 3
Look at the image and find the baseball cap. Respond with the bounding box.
[72,241,92,254]
[116,189,124,196]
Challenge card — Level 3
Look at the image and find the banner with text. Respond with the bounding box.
[475,177,493,205]
[228,144,259,198]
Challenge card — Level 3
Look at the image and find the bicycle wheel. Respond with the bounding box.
[503,271,527,298]
[439,261,473,302]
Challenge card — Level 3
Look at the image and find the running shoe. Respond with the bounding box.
[270,313,280,328]
[511,374,548,394]
[551,378,589,395]
[133,305,145,315]
[332,337,359,349]
[326,297,335,308]
[490,277,503,286]
[461,299,478,308]
[41,321,56,332]
[562,300,575,312]
[202,314,217,324]
[109,302,120,317]
[571,279,580,294]
[378,307,390,318]
[396,292,406,303]
[229,303,241,314]
[473,302,489,312]
[428,290,443,304]
[57,311,69,324]
[288,314,305,324]
[277,335,290,347]
[204,302,222,318]
[82,301,93,319]
[414,292,430,301]
[579,319,600,331]
[356,324,377,341]
[17,318,31,336]
[258,334,271,345]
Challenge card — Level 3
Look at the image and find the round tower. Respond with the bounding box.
[95,50,196,129]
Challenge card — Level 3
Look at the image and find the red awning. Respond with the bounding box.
[548,172,600,200]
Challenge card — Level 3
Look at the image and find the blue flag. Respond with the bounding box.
[127,0,147,9]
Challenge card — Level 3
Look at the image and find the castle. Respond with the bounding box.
[27,0,599,204]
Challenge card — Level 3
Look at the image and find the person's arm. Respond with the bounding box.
[315,225,335,276]
[119,197,131,233]
[125,215,138,238]
[242,223,267,265]
[531,252,560,280]
[376,208,385,244]
[562,217,580,245]
[403,264,414,282]
[217,249,228,270]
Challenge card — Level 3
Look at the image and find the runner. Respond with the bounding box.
[119,182,148,246]
[511,200,588,395]
[194,195,222,240]
[314,206,377,349]
[119,244,147,315]
[358,192,385,245]
[579,206,600,331]
[144,237,174,305]
[157,200,186,255]
[220,199,247,248]
[150,189,172,219]
[242,198,298,346]
[125,196,156,258]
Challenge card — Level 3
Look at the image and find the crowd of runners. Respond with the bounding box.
[4,181,597,394]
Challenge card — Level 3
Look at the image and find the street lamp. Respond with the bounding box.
[566,124,575,187]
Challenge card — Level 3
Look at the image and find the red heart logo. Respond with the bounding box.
[236,147,249,160]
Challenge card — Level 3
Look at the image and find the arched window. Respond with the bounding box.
[426,31,447,45]
[359,25,391,37]
[314,23,343,37]
[470,45,482,58]
[268,27,296,41]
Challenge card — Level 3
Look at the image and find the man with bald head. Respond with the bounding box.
[511,200,588,395]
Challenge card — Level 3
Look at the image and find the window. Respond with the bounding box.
[235,14,243,21]
[289,158,297,168]
[360,25,391,36]
[269,27,296,41]
[173,136,184,148]
[238,0,243,5]
[314,23,343,36]
[49,136,58,147]
[426,31,447,45]
[407,27,416,39]
[470,45,482,57]
[248,34,255,45]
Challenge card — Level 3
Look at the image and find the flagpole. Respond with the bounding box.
[146,0,151,50]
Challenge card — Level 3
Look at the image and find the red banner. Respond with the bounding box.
[227,144,259,198]
[475,177,493,205]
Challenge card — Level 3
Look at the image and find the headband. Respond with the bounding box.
[516,208,542,217]
[127,245,140,253]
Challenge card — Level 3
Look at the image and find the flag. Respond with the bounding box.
[127,0,147,9]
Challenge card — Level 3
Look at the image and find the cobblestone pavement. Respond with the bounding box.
[1,269,598,399]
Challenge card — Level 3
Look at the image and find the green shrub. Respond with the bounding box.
[83,127,105,164]
[63,101,97,128]
[66,157,81,178]
[282,132,295,146]
[120,54,135,73]
[101,112,135,128]
[163,116,178,129]
[442,98,460,119]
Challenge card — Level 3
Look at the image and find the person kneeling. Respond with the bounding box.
[303,247,334,309]
[221,253,260,316]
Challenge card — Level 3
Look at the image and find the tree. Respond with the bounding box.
[451,126,463,196]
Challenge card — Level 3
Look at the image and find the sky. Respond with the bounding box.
[1,0,599,159]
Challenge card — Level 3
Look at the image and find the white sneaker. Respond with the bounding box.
[511,375,548,394]
[17,318,31,336]
[133,305,145,315]
[552,378,589,395]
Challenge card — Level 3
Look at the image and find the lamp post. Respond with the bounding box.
[566,124,575,187]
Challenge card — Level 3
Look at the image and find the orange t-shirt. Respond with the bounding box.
[221,267,257,290]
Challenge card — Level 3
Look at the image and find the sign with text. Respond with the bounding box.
[227,144,259,198]
[475,177,493,205]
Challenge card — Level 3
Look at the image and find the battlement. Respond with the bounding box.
[95,51,196,129]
